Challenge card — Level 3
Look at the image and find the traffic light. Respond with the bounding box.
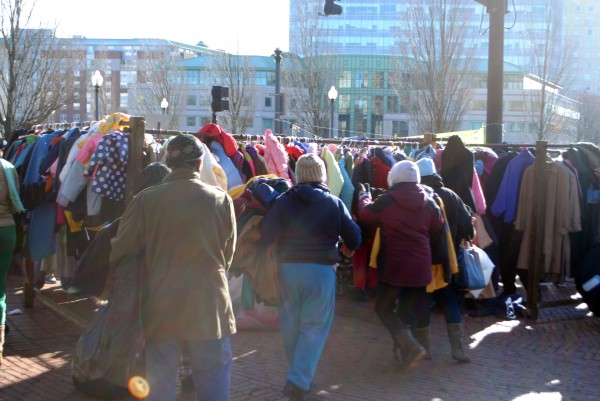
[211,86,229,113]
[323,0,342,16]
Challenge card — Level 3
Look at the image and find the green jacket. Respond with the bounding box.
[110,168,237,341]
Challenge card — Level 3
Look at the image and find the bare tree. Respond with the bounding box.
[521,1,573,142]
[209,50,256,135]
[131,40,187,130]
[0,0,81,141]
[391,0,475,135]
[575,91,600,144]
[284,0,336,137]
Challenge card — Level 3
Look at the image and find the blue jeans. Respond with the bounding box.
[145,337,232,401]
[278,262,336,392]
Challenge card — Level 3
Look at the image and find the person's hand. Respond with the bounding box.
[358,183,371,200]
[340,243,355,257]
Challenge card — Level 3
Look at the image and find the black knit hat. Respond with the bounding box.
[165,134,204,169]
[138,162,171,192]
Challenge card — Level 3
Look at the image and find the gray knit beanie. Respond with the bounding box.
[165,134,204,169]
[295,153,326,184]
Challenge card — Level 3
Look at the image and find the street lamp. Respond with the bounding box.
[158,98,169,130]
[273,48,283,135]
[91,70,103,121]
[328,85,338,138]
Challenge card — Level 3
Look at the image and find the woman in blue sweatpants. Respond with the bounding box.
[260,154,361,401]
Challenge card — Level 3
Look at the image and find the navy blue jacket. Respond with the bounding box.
[259,183,361,264]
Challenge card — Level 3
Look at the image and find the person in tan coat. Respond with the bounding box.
[110,134,237,401]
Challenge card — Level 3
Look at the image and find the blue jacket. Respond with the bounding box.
[260,183,361,264]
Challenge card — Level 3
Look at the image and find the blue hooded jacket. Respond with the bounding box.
[259,183,361,264]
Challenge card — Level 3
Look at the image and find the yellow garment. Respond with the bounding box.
[228,174,280,200]
[320,147,344,198]
[63,210,106,233]
[98,112,130,134]
[369,228,381,268]
[368,197,458,292]
[426,264,448,292]
[64,210,84,233]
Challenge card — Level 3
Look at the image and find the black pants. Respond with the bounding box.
[498,223,528,294]
[375,282,428,341]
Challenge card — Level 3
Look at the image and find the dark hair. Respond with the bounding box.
[138,162,171,192]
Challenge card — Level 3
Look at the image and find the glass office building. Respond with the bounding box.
[288,0,570,138]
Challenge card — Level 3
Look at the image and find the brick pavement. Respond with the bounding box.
[1,273,600,401]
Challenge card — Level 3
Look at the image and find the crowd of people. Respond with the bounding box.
[5,128,597,401]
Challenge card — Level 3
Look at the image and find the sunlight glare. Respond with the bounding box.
[470,320,520,349]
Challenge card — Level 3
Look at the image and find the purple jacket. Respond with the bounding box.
[358,183,443,287]
[491,148,535,223]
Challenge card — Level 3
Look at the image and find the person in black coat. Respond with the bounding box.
[415,158,474,363]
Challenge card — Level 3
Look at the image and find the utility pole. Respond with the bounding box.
[476,0,508,144]
[274,48,283,135]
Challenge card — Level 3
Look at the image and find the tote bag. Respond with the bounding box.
[454,243,486,290]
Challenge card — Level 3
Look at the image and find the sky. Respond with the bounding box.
[30,0,290,56]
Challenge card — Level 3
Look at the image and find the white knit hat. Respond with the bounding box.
[387,160,420,187]
[295,153,326,184]
[416,158,437,177]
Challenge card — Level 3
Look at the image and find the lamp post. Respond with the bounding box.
[158,98,169,130]
[91,70,103,121]
[328,86,338,138]
[273,48,283,135]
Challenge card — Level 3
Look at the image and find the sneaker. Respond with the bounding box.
[65,286,81,295]
[45,275,58,284]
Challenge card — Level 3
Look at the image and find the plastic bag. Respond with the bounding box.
[454,243,486,291]
[72,255,145,399]
[469,246,496,298]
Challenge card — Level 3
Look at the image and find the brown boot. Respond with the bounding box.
[393,329,427,371]
[447,323,470,363]
[0,324,5,365]
[413,326,432,360]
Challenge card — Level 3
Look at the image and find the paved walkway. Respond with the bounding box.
[1,273,599,401]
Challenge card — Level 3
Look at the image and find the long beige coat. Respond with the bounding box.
[110,168,237,341]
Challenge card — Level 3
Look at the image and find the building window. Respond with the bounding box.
[187,95,196,106]
[263,118,273,130]
[387,96,399,113]
[73,102,81,110]
[373,72,384,89]
[73,114,81,122]
[339,71,351,88]
[470,100,485,110]
[186,116,196,126]
[186,71,199,85]
[265,97,272,108]
[468,121,484,130]
[392,121,409,137]
[509,101,524,111]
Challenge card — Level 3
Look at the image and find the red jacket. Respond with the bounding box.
[358,183,443,287]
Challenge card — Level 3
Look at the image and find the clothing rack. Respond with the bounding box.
[135,124,582,320]
[21,117,586,320]
[142,128,421,148]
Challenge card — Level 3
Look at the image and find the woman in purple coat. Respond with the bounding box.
[358,160,443,371]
